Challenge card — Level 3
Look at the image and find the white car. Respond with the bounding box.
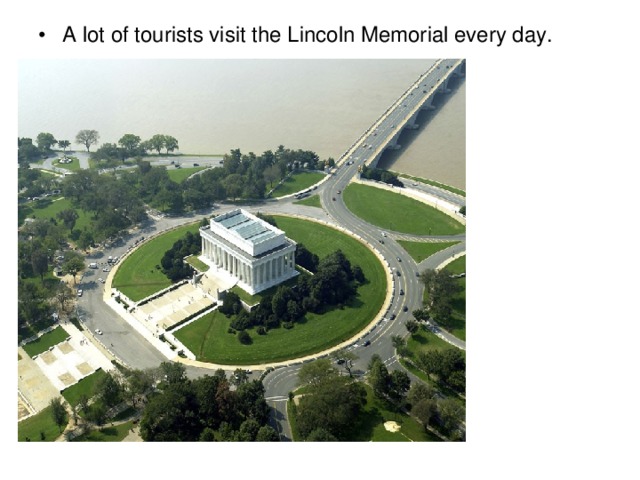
[95,328,103,335]
[77,289,83,297]
[102,267,110,272]
[98,278,105,284]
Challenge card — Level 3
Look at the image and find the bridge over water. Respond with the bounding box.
[338,58,465,169]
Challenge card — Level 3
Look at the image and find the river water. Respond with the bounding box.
[19,59,465,189]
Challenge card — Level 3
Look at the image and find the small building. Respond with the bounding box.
[199,209,298,295]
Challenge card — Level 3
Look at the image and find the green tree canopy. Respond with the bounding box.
[75,130,100,152]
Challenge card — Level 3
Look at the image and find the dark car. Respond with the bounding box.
[193,163,199,166]
[403,305,408,312]
[399,289,404,296]
[390,314,396,320]
[363,340,371,347]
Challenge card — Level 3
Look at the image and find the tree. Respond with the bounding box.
[97,371,123,408]
[305,428,337,441]
[412,399,437,430]
[237,330,252,345]
[331,349,358,377]
[164,135,179,154]
[231,368,249,386]
[407,382,435,407]
[367,355,391,399]
[55,282,73,314]
[76,130,100,152]
[421,268,461,326]
[57,140,71,153]
[56,208,79,233]
[405,319,420,335]
[50,397,67,432]
[388,370,411,405]
[61,251,84,284]
[124,369,154,406]
[298,358,337,389]
[263,164,280,188]
[18,137,41,164]
[30,248,49,282]
[37,132,57,152]
[76,230,94,251]
[437,398,465,438]
[159,361,188,386]
[391,335,405,350]
[148,134,165,154]
[85,402,107,427]
[118,134,142,159]
[256,425,279,441]
[296,359,366,440]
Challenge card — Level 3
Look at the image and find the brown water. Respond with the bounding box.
[19,59,464,189]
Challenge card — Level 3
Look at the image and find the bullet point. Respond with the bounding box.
[39,32,45,37]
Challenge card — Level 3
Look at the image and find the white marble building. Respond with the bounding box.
[199,209,298,295]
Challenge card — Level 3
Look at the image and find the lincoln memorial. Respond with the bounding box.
[199,209,298,295]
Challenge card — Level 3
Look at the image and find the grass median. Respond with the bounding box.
[271,171,325,198]
[343,183,465,236]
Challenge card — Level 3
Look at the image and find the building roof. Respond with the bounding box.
[208,209,289,257]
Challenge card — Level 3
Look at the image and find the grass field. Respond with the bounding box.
[288,383,440,442]
[271,171,325,198]
[54,157,81,171]
[343,184,465,235]
[186,255,210,272]
[18,405,64,442]
[348,385,441,441]
[398,240,460,263]
[112,222,200,301]
[61,368,109,408]
[293,194,322,208]
[18,197,93,230]
[22,326,69,357]
[175,215,387,364]
[167,166,206,183]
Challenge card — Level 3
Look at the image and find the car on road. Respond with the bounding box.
[399,289,404,295]
[390,314,396,320]
[98,278,105,284]
[336,358,345,365]
[363,340,371,346]
[403,305,408,312]
[193,163,199,166]
[77,289,83,297]
[396,271,401,277]
[332,197,336,201]
[397,257,402,262]
[102,267,110,272]
[95,328,103,335]
[379,239,384,244]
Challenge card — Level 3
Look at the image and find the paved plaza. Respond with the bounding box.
[18,323,115,420]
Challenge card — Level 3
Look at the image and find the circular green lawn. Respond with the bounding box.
[174,215,387,365]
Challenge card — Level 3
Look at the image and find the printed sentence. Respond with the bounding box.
[62,25,549,47]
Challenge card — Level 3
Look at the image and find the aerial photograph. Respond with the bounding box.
[17,59,466,442]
